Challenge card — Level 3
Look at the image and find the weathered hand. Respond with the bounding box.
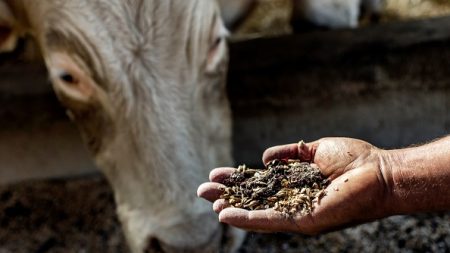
[198,138,394,234]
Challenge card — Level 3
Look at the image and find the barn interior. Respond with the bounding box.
[1,0,449,252]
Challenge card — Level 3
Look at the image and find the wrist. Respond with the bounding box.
[384,139,450,214]
[380,148,410,215]
[375,148,399,217]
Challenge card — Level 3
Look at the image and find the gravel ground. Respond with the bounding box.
[0,176,448,253]
[0,177,127,253]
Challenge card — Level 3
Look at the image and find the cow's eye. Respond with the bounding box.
[206,34,227,73]
[212,35,227,52]
[59,71,78,85]
[212,37,222,49]
[47,52,96,102]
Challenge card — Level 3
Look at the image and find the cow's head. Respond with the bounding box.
[0,0,246,252]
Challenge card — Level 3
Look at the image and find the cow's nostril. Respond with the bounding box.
[145,237,165,253]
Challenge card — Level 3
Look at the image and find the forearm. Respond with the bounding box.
[387,136,450,214]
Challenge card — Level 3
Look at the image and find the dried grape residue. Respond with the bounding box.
[221,159,329,216]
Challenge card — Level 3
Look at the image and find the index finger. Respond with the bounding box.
[209,167,236,183]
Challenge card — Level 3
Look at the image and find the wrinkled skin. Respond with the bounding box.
[0,0,245,252]
[199,137,450,234]
[199,138,393,234]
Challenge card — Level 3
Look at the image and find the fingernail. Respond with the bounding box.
[298,140,305,149]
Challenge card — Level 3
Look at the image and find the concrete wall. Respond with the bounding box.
[229,16,450,165]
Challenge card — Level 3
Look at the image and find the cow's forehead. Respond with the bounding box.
[18,0,220,43]
[12,0,221,86]
[11,0,218,55]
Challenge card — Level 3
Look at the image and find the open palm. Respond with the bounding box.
[198,138,394,234]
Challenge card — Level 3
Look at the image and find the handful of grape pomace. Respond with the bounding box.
[220,159,329,216]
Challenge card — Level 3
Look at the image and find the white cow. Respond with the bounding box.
[292,0,386,31]
[0,0,245,252]
[216,0,386,33]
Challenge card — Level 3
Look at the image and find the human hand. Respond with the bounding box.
[198,138,395,234]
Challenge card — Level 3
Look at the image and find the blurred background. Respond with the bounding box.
[1,0,449,252]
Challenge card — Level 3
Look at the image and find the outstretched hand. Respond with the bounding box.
[198,138,394,234]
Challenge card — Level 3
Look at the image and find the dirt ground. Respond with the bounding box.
[0,177,127,253]
[0,176,448,253]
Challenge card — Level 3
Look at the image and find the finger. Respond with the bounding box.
[262,141,316,165]
[218,208,300,233]
[213,199,230,213]
[197,182,225,202]
[209,167,236,183]
[262,143,299,165]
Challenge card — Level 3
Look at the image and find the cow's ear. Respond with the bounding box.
[0,1,19,52]
[217,0,256,31]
